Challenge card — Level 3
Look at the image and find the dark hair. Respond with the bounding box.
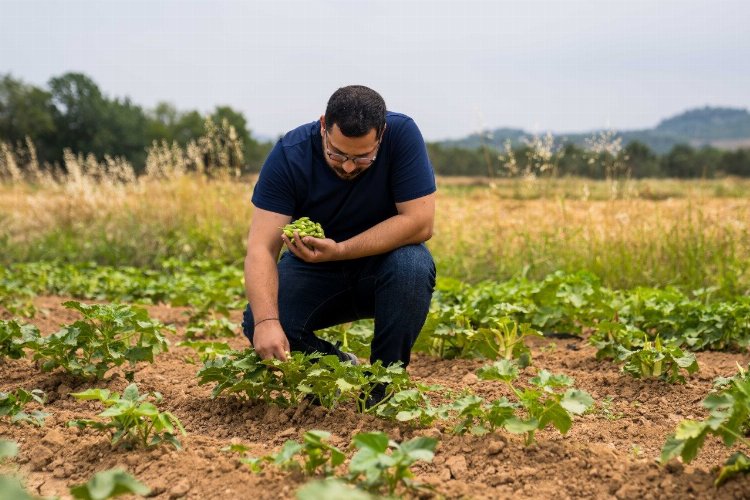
[324,85,386,138]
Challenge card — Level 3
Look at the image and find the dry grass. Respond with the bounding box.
[1,171,749,294]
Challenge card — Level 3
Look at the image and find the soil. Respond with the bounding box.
[2,296,750,499]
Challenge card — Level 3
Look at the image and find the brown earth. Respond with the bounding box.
[2,296,750,499]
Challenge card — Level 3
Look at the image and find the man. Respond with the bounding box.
[241,86,436,399]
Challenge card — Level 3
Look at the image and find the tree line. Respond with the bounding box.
[0,72,271,173]
[428,141,750,178]
[1,71,749,178]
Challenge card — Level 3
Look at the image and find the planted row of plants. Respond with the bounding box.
[0,259,244,323]
[1,301,171,381]
[225,430,436,497]
[3,262,749,353]
[421,271,750,353]
[196,348,594,445]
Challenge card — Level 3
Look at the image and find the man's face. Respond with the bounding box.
[320,119,382,180]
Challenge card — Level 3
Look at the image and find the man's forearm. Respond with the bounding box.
[244,249,280,321]
[337,213,432,260]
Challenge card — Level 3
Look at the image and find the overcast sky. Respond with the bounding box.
[2,0,749,141]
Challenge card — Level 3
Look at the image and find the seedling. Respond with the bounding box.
[621,337,699,383]
[476,359,594,445]
[69,383,186,449]
[32,301,171,381]
[347,432,437,495]
[474,317,542,367]
[271,431,345,477]
[662,364,750,486]
[0,389,48,426]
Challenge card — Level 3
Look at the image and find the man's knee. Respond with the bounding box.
[379,244,436,290]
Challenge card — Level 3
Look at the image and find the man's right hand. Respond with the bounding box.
[252,321,290,361]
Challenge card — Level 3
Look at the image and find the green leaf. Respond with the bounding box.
[0,439,18,459]
[716,452,750,487]
[353,432,389,453]
[503,417,539,434]
[71,388,111,401]
[296,479,376,500]
[69,468,150,500]
[561,389,594,415]
[122,384,140,402]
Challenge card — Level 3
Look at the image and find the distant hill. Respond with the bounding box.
[440,107,750,154]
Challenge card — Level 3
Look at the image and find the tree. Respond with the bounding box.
[0,74,57,160]
[48,72,108,157]
[719,149,750,176]
[621,140,660,178]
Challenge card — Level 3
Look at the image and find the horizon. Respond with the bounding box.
[2,0,749,141]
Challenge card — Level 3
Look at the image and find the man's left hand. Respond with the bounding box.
[282,231,342,263]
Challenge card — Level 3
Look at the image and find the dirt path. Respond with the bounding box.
[2,296,750,499]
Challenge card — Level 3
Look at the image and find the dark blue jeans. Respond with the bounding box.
[242,243,436,367]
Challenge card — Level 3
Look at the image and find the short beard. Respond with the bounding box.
[330,165,365,180]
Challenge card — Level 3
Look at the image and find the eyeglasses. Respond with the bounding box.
[324,130,380,167]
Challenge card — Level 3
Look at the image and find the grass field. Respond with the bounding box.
[2,175,749,294]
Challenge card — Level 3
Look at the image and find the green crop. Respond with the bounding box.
[70,468,151,500]
[621,337,699,383]
[269,430,346,476]
[281,217,325,245]
[458,359,594,445]
[184,317,238,340]
[69,383,186,450]
[227,431,435,497]
[0,320,40,360]
[662,364,750,486]
[347,432,437,496]
[474,317,542,367]
[177,340,233,364]
[0,440,45,500]
[0,389,48,426]
[197,349,423,416]
[296,479,377,500]
[30,301,171,381]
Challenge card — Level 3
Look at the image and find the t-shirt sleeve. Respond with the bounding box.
[251,140,295,216]
[390,117,437,203]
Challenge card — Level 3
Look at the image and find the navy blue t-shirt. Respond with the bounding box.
[252,112,436,242]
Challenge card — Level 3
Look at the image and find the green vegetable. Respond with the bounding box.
[282,217,325,245]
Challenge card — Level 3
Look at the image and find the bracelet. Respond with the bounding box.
[254,317,280,327]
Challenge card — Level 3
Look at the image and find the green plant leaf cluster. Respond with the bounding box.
[449,359,595,445]
[296,478,377,500]
[177,340,232,364]
[621,337,699,383]
[661,364,750,486]
[348,432,436,495]
[0,388,48,426]
[317,320,374,360]
[184,317,238,340]
[591,323,699,383]
[0,259,245,322]
[0,320,40,359]
[0,277,36,318]
[270,430,345,476]
[29,301,170,380]
[231,430,435,497]
[69,468,151,500]
[69,383,186,449]
[197,349,423,415]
